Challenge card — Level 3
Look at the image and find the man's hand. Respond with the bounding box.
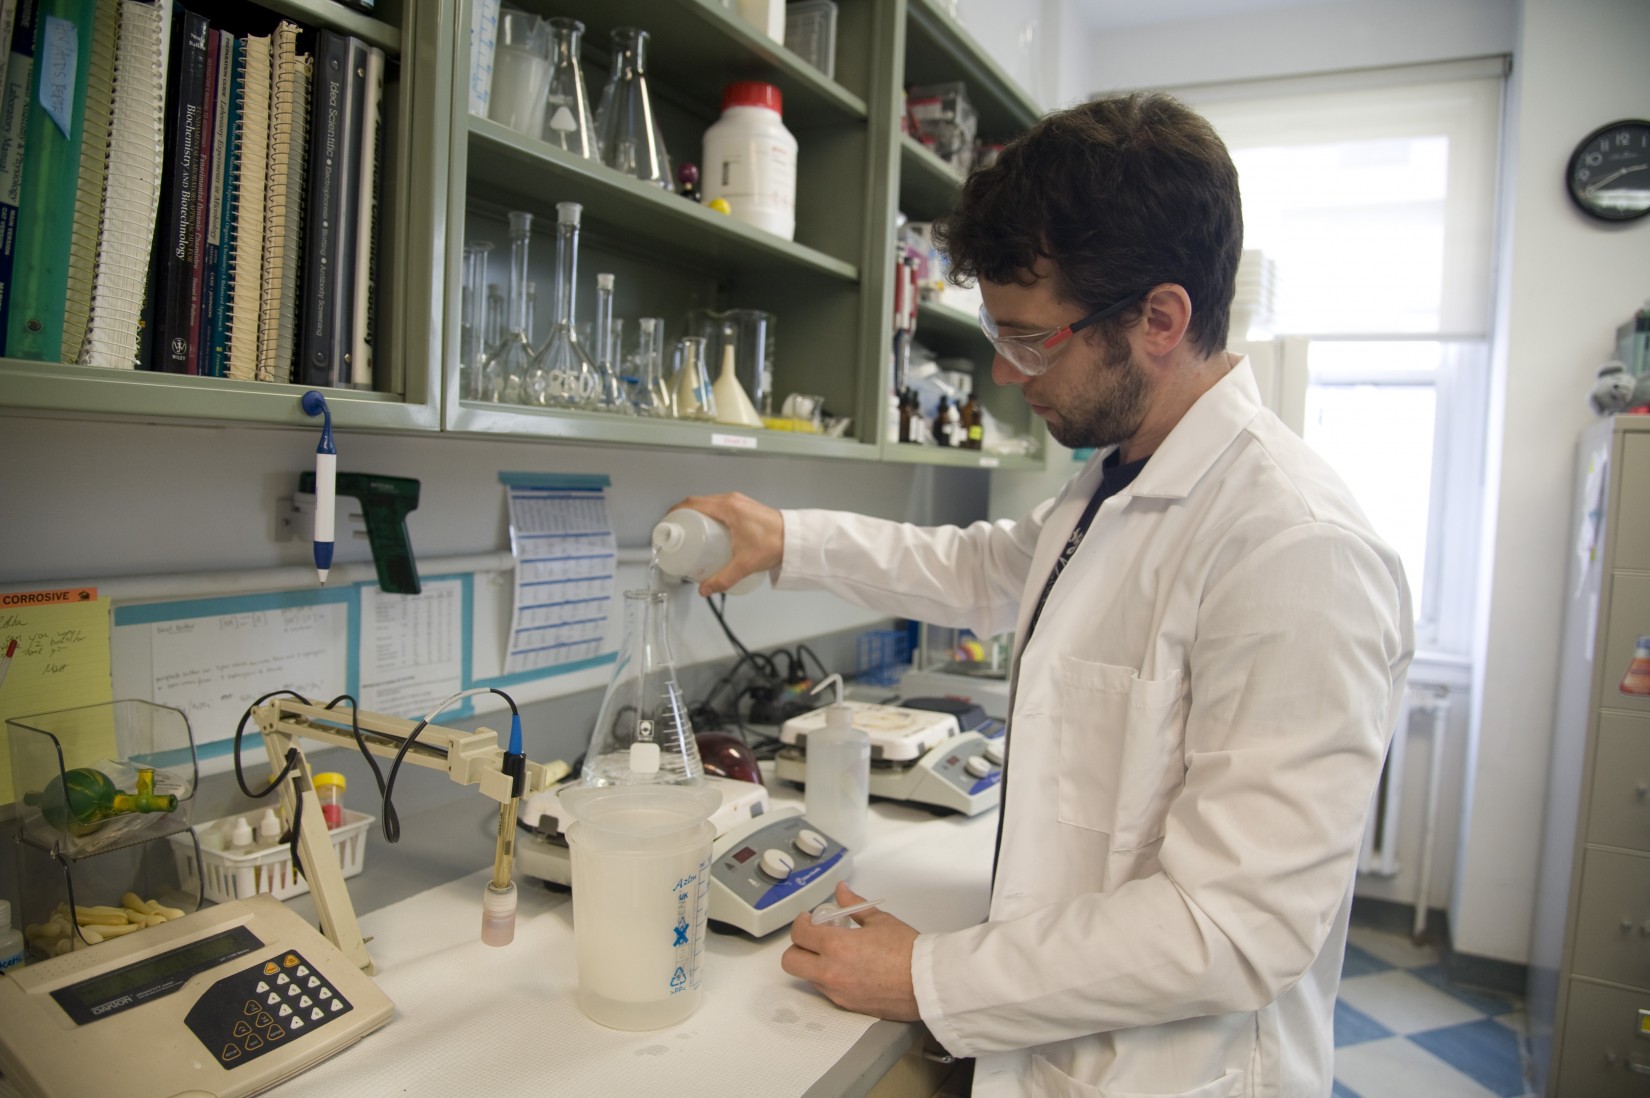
[781,882,921,1021]
[668,492,785,596]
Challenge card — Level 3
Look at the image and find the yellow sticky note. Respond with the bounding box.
[0,595,114,806]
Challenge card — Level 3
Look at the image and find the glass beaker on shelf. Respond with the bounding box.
[594,28,673,189]
[487,10,550,139]
[687,307,776,417]
[526,202,598,407]
[591,273,631,414]
[671,336,716,421]
[460,241,493,401]
[582,589,704,786]
[483,210,535,405]
[541,17,596,158]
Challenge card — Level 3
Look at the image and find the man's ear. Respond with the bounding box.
[1137,284,1193,356]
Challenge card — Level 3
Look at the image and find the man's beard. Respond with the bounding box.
[1046,326,1150,451]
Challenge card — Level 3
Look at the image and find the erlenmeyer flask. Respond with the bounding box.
[526,202,599,407]
[594,28,673,189]
[483,211,535,405]
[592,272,631,414]
[631,316,671,417]
[487,11,550,139]
[583,589,703,786]
[541,18,596,158]
[460,241,493,400]
[672,336,716,421]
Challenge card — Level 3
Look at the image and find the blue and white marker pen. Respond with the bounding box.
[301,390,336,584]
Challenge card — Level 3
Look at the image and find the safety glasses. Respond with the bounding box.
[977,292,1144,376]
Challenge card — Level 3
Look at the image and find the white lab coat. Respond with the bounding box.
[776,358,1413,1097]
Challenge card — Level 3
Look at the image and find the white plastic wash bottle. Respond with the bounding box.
[652,508,765,595]
[803,675,869,853]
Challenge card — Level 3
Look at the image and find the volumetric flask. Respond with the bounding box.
[541,18,596,158]
[630,317,671,417]
[483,211,535,404]
[583,589,704,786]
[527,202,598,407]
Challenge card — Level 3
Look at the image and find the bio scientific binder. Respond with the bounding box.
[80,0,168,369]
[153,5,208,373]
[7,0,97,362]
[60,0,117,363]
[225,27,267,381]
[298,30,364,389]
[257,19,306,384]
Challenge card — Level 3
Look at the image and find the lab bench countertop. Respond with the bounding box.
[267,769,997,1098]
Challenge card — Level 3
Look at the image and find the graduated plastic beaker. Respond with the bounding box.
[583,589,703,785]
[561,783,719,1030]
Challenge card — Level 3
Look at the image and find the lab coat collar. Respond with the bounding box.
[1122,354,1261,501]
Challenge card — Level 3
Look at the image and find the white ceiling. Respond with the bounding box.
[1070,0,1334,31]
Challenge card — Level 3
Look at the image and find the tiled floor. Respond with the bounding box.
[1334,924,1533,1098]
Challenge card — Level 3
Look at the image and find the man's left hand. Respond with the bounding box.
[782,882,921,1021]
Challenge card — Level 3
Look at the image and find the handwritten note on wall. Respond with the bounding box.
[0,593,114,805]
[150,603,350,748]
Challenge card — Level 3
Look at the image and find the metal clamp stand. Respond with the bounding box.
[252,698,568,973]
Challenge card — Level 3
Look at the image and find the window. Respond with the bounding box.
[1179,59,1506,653]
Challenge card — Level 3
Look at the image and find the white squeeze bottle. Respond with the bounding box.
[0,899,24,972]
[652,508,765,594]
[804,675,869,853]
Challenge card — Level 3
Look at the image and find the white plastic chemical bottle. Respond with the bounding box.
[701,81,797,241]
[652,508,764,594]
[804,675,869,853]
[0,898,25,972]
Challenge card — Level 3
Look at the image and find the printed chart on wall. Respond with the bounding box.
[497,472,617,678]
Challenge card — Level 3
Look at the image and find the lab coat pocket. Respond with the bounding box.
[1030,1057,1245,1098]
[1055,658,1185,848]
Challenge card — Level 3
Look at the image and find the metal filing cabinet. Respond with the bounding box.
[1530,417,1650,1095]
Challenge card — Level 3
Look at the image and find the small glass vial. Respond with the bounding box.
[314,772,347,829]
[1621,636,1650,696]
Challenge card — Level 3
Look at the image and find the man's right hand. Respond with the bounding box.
[668,492,785,596]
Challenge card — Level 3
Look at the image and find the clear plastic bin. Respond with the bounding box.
[785,0,837,79]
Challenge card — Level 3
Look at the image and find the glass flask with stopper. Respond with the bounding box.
[482,211,535,405]
[594,28,672,188]
[541,18,596,158]
[582,589,703,785]
[526,202,598,407]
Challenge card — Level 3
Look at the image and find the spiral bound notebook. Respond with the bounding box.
[225,28,267,381]
[79,0,168,368]
[60,0,118,363]
[257,19,306,384]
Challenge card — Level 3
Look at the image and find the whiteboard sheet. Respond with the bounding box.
[149,601,351,747]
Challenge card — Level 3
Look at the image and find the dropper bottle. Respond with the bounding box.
[803,674,869,852]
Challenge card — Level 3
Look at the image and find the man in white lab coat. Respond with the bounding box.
[675,93,1413,1097]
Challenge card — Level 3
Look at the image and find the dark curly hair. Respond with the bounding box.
[934,93,1242,358]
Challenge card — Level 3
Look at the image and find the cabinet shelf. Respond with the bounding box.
[466,117,859,287]
[898,134,965,221]
[445,399,877,459]
[254,0,401,55]
[904,0,1041,142]
[880,441,1039,471]
[0,358,438,430]
[522,0,868,127]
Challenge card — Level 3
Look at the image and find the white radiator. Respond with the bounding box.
[1359,691,1414,877]
[1358,687,1454,890]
